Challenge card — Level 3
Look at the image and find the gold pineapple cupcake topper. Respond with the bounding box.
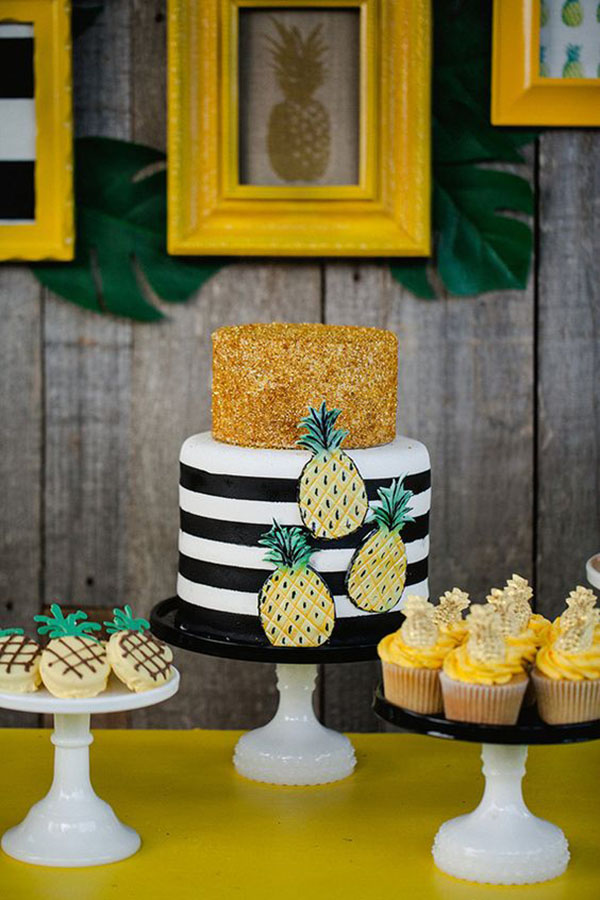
[266,19,330,182]
[434,588,470,627]
[346,477,414,614]
[104,605,173,693]
[400,596,438,648]
[466,605,505,663]
[561,585,598,630]
[506,574,534,605]
[258,520,335,647]
[35,604,108,699]
[297,401,369,540]
[555,609,600,654]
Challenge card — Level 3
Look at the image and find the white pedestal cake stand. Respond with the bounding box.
[233,663,355,785]
[372,690,600,885]
[150,597,391,787]
[0,670,179,867]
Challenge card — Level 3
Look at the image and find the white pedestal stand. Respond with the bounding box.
[432,744,570,884]
[0,670,179,867]
[234,663,356,785]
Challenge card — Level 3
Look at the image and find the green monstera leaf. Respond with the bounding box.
[33,138,225,322]
[391,0,537,299]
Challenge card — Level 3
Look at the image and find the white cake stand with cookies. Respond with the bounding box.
[0,670,179,867]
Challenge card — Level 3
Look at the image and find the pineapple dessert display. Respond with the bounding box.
[105,605,174,691]
[35,606,109,699]
[0,628,42,693]
[173,323,432,651]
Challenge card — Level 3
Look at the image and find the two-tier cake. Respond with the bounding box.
[174,323,431,652]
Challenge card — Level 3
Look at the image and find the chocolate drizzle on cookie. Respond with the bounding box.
[0,634,41,674]
[44,636,106,679]
[118,631,171,681]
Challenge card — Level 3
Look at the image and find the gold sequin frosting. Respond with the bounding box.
[211,323,398,449]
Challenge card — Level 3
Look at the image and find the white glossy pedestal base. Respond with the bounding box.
[433,744,570,885]
[0,670,179,867]
[234,664,356,785]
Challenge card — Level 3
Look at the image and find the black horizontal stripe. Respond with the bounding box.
[180,510,429,548]
[180,462,431,502]
[0,38,34,98]
[0,162,34,219]
[179,553,428,595]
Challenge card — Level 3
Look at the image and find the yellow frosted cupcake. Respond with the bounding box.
[433,588,470,644]
[440,605,528,725]
[378,596,455,714]
[533,607,600,724]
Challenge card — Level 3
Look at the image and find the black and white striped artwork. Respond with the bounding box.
[176,433,431,645]
[0,23,35,221]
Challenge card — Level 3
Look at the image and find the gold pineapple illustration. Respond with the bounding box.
[297,401,368,541]
[346,478,414,614]
[266,18,330,182]
[562,0,583,25]
[563,44,583,77]
[258,521,335,647]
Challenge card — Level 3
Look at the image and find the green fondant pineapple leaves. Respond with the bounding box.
[104,605,150,635]
[34,604,102,641]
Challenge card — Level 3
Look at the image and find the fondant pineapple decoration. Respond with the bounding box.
[297,401,369,540]
[104,605,173,692]
[563,44,583,77]
[562,0,583,25]
[35,605,108,698]
[346,478,414,613]
[266,18,330,182]
[258,521,335,647]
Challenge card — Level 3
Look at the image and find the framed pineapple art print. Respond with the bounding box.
[492,0,600,125]
[0,0,73,260]
[168,0,431,256]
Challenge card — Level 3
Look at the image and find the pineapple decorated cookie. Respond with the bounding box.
[35,605,108,698]
[266,18,330,182]
[297,401,369,541]
[563,44,584,77]
[104,605,173,693]
[258,521,335,647]
[0,628,42,694]
[562,0,583,25]
[346,478,414,614]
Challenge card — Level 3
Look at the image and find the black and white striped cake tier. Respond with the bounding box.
[0,24,35,221]
[177,433,431,637]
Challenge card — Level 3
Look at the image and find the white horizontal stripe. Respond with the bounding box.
[179,531,429,571]
[179,487,431,523]
[0,100,35,160]
[181,432,430,479]
[0,24,33,37]
[177,574,429,618]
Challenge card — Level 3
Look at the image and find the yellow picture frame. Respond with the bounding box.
[168,0,431,257]
[492,0,600,126]
[0,0,73,261]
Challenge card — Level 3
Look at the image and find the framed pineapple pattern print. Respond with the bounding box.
[492,0,600,125]
[167,0,431,256]
[0,0,73,260]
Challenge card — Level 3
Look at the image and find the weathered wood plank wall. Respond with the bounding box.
[0,2,598,731]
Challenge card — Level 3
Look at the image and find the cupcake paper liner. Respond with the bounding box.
[382,662,443,714]
[531,669,600,725]
[439,670,528,725]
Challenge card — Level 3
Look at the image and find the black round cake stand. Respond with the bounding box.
[151,595,391,664]
[374,687,600,886]
[373,687,600,744]
[151,596,393,785]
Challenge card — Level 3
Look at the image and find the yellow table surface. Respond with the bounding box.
[0,728,599,900]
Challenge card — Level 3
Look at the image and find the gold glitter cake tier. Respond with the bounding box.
[212,323,398,449]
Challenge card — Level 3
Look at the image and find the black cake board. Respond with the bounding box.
[373,687,600,745]
[151,596,400,664]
